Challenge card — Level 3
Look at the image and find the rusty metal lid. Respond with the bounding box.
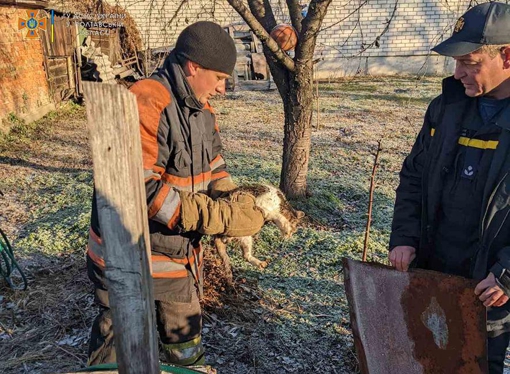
[343,258,488,374]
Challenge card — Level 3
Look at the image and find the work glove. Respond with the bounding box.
[208,178,238,200]
[178,190,265,237]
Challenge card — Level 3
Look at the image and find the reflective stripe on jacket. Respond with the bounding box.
[87,228,203,280]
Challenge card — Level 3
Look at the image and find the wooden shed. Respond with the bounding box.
[39,13,80,103]
[40,5,126,101]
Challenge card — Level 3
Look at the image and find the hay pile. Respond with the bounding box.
[49,0,142,55]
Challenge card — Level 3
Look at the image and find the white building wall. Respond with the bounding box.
[110,0,472,76]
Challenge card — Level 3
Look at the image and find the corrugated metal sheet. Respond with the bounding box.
[343,258,488,374]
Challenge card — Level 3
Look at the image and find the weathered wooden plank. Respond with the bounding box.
[39,15,74,58]
[82,82,159,374]
[47,65,67,75]
[47,57,66,64]
[251,52,268,79]
[67,56,75,90]
[75,23,83,96]
[47,76,69,88]
[48,64,68,76]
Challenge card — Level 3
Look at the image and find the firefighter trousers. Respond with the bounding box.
[86,256,205,366]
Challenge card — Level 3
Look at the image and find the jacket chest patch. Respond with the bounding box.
[461,147,482,180]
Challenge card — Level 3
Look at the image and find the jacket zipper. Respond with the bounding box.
[481,171,508,249]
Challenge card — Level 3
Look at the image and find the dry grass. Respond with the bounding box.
[0,77,442,373]
[0,255,92,373]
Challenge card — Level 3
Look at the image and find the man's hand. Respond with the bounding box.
[474,273,510,307]
[389,246,416,272]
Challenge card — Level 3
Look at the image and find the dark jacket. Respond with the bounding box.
[390,77,510,292]
[89,52,230,276]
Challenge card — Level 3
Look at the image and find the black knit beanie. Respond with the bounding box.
[173,21,237,75]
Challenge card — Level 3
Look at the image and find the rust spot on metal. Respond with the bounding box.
[343,258,487,374]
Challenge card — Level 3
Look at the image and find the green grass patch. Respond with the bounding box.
[14,172,93,255]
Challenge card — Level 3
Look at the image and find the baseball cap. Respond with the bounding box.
[432,2,510,57]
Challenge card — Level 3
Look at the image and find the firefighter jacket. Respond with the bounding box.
[88,52,230,281]
[390,76,510,296]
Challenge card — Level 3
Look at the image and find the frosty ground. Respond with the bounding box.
[0,76,444,373]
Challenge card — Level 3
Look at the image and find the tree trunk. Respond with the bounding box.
[264,50,313,199]
[228,0,331,198]
[279,63,314,198]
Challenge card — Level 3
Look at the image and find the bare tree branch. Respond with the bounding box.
[211,0,217,17]
[248,0,277,31]
[357,1,364,51]
[286,0,303,34]
[162,0,189,33]
[296,0,332,65]
[228,0,296,71]
[319,0,368,32]
[247,0,291,98]
[315,0,398,59]
[356,0,398,54]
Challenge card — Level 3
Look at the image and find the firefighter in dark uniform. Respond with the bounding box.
[86,22,265,367]
[389,3,510,373]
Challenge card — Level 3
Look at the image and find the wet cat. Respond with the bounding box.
[213,184,305,281]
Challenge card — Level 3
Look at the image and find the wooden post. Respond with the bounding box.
[67,56,75,92]
[82,82,159,374]
[75,22,83,96]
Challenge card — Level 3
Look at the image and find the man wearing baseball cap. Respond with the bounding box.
[86,21,265,367]
[389,2,510,372]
